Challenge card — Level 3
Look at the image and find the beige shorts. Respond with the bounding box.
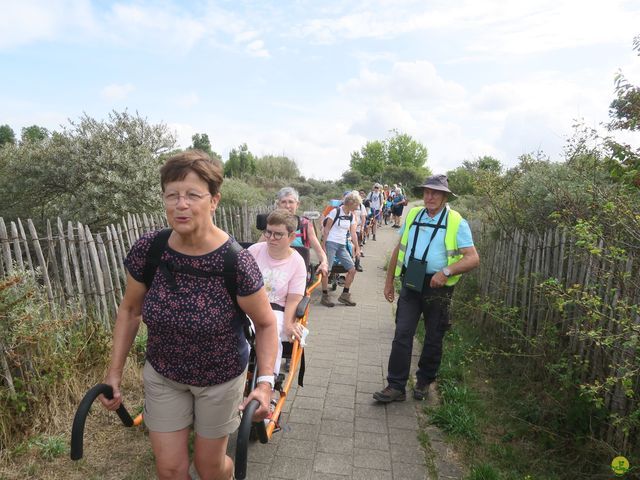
[143,361,246,439]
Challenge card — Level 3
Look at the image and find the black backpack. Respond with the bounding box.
[141,228,250,331]
[322,205,353,228]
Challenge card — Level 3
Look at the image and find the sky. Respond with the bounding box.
[2,0,640,180]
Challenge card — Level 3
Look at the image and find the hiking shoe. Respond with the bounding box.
[321,294,335,307]
[338,292,356,306]
[373,386,406,403]
[413,380,430,401]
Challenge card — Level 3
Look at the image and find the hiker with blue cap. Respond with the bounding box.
[374,174,480,403]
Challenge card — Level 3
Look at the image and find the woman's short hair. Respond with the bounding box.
[160,150,223,195]
[343,191,362,208]
[276,187,299,203]
[267,208,299,234]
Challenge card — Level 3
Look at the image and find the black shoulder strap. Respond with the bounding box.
[223,239,242,306]
[143,228,172,289]
[223,239,252,338]
[327,205,340,230]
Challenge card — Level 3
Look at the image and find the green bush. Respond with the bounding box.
[219,177,270,208]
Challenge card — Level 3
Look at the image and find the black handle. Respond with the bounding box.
[234,399,270,480]
[70,383,134,461]
[295,296,311,319]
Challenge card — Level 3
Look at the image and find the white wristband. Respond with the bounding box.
[256,375,275,389]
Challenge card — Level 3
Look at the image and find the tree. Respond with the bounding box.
[20,125,49,144]
[349,130,429,180]
[386,130,428,168]
[190,133,221,161]
[341,169,365,187]
[447,155,503,196]
[224,143,256,178]
[0,110,176,229]
[467,155,502,174]
[255,155,300,179]
[350,140,386,177]
[446,166,476,196]
[382,164,431,196]
[606,34,640,187]
[0,125,16,147]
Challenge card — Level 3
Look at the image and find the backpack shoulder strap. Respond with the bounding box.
[300,216,310,247]
[143,228,172,289]
[223,238,253,336]
[329,205,340,226]
[223,238,243,302]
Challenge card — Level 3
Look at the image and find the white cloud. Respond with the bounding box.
[348,100,418,139]
[246,40,270,58]
[0,0,95,49]
[167,122,197,149]
[104,4,208,52]
[235,30,260,43]
[294,0,640,58]
[339,61,465,102]
[0,1,271,59]
[174,93,200,108]
[100,83,134,101]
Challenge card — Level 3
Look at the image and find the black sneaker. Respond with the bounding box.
[355,264,363,272]
[373,386,406,403]
[413,381,429,401]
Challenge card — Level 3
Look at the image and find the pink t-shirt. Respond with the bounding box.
[247,242,307,308]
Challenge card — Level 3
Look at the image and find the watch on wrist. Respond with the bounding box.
[442,267,452,277]
[256,375,275,389]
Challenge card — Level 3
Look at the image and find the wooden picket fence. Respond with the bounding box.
[475,225,639,452]
[0,204,271,327]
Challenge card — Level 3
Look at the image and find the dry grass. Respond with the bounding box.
[0,361,156,480]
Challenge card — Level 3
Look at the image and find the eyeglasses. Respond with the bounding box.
[162,191,211,206]
[263,229,287,240]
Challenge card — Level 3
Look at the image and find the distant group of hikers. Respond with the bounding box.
[98,148,480,480]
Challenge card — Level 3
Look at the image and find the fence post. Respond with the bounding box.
[77,222,97,320]
[17,219,34,272]
[10,221,24,271]
[67,222,86,315]
[46,220,62,298]
[57,218,75,298]
[105,226,124,303]
[84,226,110,328]
[96,233,118,320]
[26,219,55,305]
[0,218,13,275]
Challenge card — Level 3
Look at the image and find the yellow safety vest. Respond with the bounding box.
[394,205,464,286]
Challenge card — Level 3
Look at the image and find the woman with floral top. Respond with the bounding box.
[100,150,278,480]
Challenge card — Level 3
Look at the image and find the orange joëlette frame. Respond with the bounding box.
[265,273,321,437]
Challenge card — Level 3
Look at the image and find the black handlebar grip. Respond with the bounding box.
[70,383,134,461]
[234,399,260,480]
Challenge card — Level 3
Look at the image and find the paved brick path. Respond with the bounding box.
[228,219,462,479]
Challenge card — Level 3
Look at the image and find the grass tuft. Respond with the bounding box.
[28,435,67,460]
[466,463,500,480]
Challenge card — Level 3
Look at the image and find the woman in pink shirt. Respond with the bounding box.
[248,209,307,378]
